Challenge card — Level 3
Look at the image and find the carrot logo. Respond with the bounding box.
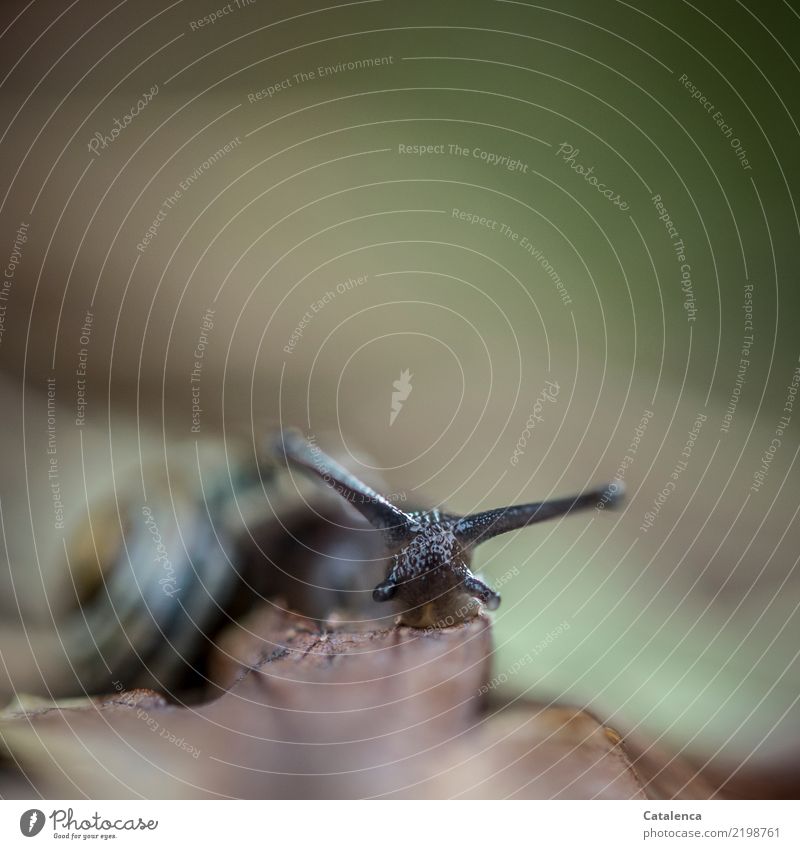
[19,809,45,837]
[389,369,413,426]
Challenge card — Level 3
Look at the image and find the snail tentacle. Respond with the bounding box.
[463,574,501,610]
[372,576,398,602]
[452,482,624,547]
[274,429,419,547]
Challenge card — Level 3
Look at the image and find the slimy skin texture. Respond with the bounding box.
[275,431,623,628]
[376,511,494,628]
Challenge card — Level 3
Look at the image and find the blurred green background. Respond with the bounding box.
[0,0,798,780]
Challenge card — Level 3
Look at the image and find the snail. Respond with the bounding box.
[52,437,391,697]
[7,430,622,700]
[275,430,624,629]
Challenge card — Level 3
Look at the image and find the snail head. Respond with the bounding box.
[274,430,624,628]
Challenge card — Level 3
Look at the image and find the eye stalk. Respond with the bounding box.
[274,430,624,628]
[273,429,420,549]
[372,578,398,602]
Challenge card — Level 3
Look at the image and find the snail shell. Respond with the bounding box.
[56,438,391,697]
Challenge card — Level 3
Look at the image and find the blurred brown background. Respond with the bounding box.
[0,0,798,793]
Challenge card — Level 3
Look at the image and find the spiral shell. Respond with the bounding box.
[55,438,389,697]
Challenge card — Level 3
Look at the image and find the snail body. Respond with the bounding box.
[276,431,624,629]
[17,430,621,699]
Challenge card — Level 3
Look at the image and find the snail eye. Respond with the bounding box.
[372,579,397,602]
[484,594,501,611]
